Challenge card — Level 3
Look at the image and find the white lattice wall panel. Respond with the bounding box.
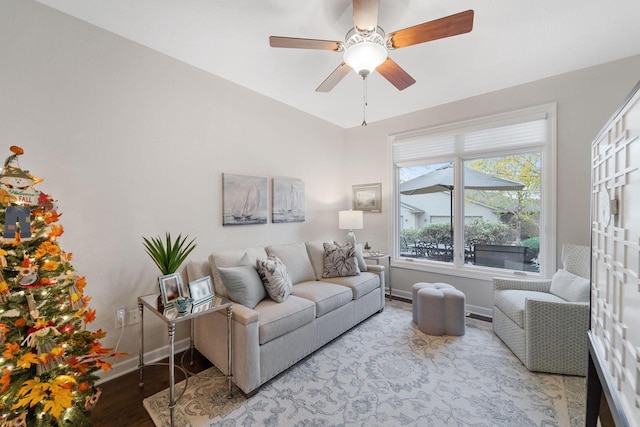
[592,87,640,425]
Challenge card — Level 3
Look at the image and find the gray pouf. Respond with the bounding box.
[417,286,466,336]
[411,282,455,324]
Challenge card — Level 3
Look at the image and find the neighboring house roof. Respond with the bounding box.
[400,201,424,214]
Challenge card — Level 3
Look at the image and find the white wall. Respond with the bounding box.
[345,55,640,315]
[0,0,347,378]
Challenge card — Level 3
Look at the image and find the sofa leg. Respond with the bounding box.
[378,307,384,313]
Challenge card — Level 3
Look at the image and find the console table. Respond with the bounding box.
[138,294,233,427]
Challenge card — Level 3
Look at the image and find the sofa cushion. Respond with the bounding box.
[493,289,566,328]
[266,242,316,284]
[549,269,590,302]
[217,265,266,309]
[354,243,368,272]
[255,295,315,345]
[256,255,292,303]
[291,281,353,317]
[322,242,360,278]
[305,240,331,280]
[209,247,268,298]
[321,271,379,300]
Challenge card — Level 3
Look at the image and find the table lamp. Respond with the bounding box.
[338,210,363,245]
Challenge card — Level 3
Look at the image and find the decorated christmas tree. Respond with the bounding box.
[0,146,121,426]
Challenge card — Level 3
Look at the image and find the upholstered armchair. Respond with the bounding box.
[492,244,590,376]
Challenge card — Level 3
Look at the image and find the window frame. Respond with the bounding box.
[389,104,557,281]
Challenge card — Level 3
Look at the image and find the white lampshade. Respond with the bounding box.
[339,210,364,230]
[343,42,387,77]
[339,210,363,245]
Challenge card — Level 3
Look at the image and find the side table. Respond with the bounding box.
[363,253,392,299]
[138,294,233,427]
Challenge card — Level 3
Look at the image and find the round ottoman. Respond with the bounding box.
[416,286,466,336]
[411,282,455,324]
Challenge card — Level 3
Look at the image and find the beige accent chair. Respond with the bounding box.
[492,244,590,376]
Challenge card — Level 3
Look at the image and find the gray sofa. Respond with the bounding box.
[185,241,385,395]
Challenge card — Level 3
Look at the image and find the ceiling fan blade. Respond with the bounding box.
[316,63,352,92]
[269,36,342,51]
[376,58,416,91]
[387,9,474,49]
[353,0,379,33]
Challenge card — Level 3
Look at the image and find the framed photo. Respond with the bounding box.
[159,273,183,307]
[188,276,214,304]
[353,183,382,213]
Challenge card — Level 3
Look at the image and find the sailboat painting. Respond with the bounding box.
[272,177,305,223]
[223,173,268,226]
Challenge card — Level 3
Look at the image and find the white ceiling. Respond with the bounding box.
[36,0,640,129]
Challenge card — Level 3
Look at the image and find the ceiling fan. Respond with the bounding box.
[269,0,474,92]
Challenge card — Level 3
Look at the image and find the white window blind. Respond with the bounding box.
[393,112,548,166]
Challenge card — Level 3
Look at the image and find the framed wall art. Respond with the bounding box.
[353,183,381,213]
[272,177,305,223]
[223,173,268,226]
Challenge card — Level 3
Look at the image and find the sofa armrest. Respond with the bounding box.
[366,265,386,309]
[493,277,551,292]
[195,301,261,395]
[230,302,259,326]
[366,264,385,273]
[524,299,589,375]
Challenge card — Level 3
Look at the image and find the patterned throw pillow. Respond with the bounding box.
[322,242,360,278]
[256,255,292,303]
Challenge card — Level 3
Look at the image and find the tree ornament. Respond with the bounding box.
[2,411,27,427]
[84,389,102,411]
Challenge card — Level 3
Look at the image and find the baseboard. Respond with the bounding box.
[95,337,191,385]
[390,289,493,319]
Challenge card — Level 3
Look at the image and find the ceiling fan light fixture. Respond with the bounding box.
[343,42,387,77]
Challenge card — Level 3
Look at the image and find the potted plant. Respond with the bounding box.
[142,232,197,275]
[143,233,197,309]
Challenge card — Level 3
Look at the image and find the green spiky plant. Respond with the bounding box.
[142,233,197,275]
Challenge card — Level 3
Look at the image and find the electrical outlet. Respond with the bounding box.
[115,308,126,329]
[129,308,139,325]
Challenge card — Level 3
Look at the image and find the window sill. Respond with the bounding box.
[391,257,544,282]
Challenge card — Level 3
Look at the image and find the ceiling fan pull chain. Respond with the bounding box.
[361,76,368,126]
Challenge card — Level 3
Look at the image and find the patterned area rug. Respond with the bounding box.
[144,300,585,426]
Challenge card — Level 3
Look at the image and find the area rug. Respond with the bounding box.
[144,300,585,427]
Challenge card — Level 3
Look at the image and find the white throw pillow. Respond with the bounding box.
[354,243,368,272]
[549,269,590,302]
[218,265,266,309]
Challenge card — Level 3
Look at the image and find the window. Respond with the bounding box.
[392,104,556,278]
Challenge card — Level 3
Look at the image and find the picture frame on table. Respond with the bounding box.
[159,273,183,308]
[188,276,215,305]
[192,299,214,313]
[352,183,382,213]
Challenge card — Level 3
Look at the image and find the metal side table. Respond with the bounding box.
[138,294,233,427]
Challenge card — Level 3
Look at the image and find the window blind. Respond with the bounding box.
[393,114,547,166]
